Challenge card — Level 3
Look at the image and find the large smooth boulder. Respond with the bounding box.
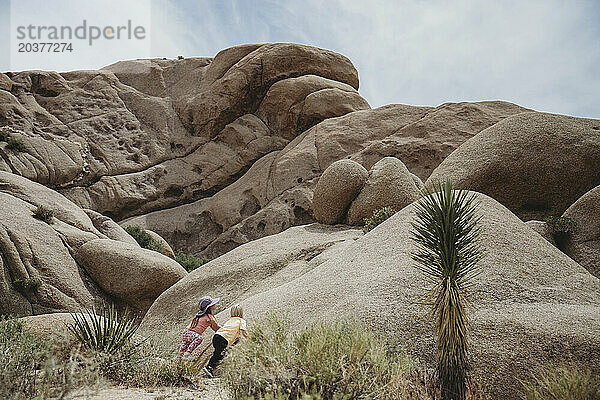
[346,157,421,225]
[312,160,368,224]
[256,74,369,140]
[426,112,600,220]
[75,239,186,313]
[140,224,362,339]
[141,192,600,399]
[0,172,108,315]
[563,185,600,278]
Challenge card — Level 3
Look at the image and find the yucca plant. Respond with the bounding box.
[67,303,139,355]
[410,180,484,400]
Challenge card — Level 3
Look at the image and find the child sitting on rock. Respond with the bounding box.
[178,296,221,361]
[204,304,248,377]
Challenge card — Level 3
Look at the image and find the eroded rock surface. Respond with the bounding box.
[0,171,185,316]
[124,100,528,258]
[2,44,532,258]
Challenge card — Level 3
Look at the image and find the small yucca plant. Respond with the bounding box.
[67,303,139,355]
[410,180,484,400]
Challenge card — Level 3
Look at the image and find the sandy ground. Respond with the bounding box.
[66,379,230,400]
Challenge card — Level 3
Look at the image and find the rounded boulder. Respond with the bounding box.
[563,185,600,278]
[75,239,186,313]
[426,112,600,220]
[346,157,421,225]
[312,159,368,224]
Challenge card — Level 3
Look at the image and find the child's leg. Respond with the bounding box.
[186,333,204,354]
[206,334,228,371]
[178,330,195,359]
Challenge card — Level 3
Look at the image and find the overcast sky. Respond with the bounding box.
[1,0,599,118]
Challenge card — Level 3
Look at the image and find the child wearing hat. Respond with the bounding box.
[204,304,248,376]
[178,296,221,361]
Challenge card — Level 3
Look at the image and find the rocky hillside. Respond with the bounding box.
[1,43,599,398]
[2,43,543,259]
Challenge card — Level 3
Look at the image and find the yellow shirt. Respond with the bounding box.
[216,317,247,344]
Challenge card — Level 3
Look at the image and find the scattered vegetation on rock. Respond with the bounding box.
[521,364,599,400]
[544,216,577,250]
[544,216,577,234]
[363,206,396,233]
[13,277,43,291]
[0,128,9,142]
[6,136,27,152]
[411,181,484,400]
[32,204,55,223]
[175,252,211,272]
[125,225,165,253]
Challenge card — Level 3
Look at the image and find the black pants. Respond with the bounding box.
[206,334,228,371]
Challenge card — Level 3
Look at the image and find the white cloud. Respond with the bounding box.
[2,0,598,118]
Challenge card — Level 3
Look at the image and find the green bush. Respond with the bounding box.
[522,364,599,400]
[13,277,42,291]
[544,216,577,250]
[124,225,165,253]
[363,206,397,233]
[32,205,54,223]
[67,303,140,355]
[544,216,577,234]
[175,252,211,272]
[0,129,9,142]
[222,315,424,400]
[6,136,26,152]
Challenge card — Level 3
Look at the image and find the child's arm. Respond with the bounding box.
[240,318,249,339]
[210,315,221,331]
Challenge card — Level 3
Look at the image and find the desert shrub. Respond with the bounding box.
[124,225,165,253]
[67,303,140,355]
[363,206,397,233]
[175,251,211,272]
[544,216,577,234]
[0,129,9,141]
[0,315,99,399]
[6,136,26,152]
[13,277,42,291]
[222,315,425,400]
[178,55,184,60]
[522,364,600,400]
[544,216,577,250]
[32,204,54,223]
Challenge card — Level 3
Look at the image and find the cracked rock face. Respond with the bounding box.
[1,44,532,259]
[123,99,530,258]
[0,171,185,316]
